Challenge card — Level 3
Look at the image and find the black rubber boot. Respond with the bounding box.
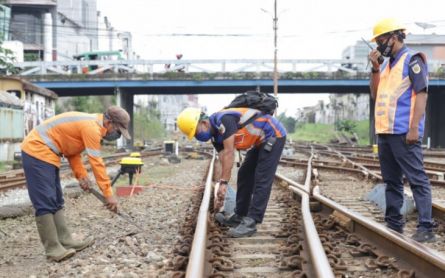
[215,213,243,227]
[386,224,403,234]
[228,216,257,238]
[411,230,436,243]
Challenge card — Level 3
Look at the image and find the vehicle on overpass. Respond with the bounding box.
[73,50,125,74]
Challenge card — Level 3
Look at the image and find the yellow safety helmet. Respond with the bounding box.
[177,107,202,140]
[371,18,406,42]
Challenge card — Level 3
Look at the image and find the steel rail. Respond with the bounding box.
[185,150,216,278]
[0,150,163,193]
[281,146,445,277]
[276,146,335,278]
[312,187,445,277]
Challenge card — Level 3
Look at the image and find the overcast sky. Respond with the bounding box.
[97,0,445,116]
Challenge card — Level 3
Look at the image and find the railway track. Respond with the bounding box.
[0,150,163,193]
[180,147,445,277]
[283,144,445,256]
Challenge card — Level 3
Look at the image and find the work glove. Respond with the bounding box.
[214,182,228,212]
[79,176,92,192]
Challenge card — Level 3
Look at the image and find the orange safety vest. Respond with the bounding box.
[375,49,426,135]
[210,108,286,150]
[21,112,113,197]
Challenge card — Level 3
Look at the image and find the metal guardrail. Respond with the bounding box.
[1,58,382,76]
[10,58,445,77]
[13,58,369,76]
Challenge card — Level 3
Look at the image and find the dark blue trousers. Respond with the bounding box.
[22,151,64,216]
[378,134,433,232]
[235,137,286,223]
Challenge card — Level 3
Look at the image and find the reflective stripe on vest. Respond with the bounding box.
[375,50,423,135]
[86,148,101,157]
[36,115,97,155]
[239,109,259,124]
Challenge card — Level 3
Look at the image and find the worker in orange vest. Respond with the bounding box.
[369,18,434,242]
[177,107,286,238]
[21,106,131,261]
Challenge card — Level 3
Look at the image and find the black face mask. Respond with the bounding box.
[377,36,394,57]
[103,130,121,141]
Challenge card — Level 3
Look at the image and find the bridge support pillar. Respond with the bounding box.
[369,96,376,145]
[425,90,445,148]
[116,88,134,148]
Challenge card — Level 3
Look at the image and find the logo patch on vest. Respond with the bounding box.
[411,63,421,74]
[234,134,244,145]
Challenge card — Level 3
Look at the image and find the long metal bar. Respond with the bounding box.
[185,150,216,278]
[89,188,144,231]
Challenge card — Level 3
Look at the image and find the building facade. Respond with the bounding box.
[4,0,98,61]
[0,77,57,161]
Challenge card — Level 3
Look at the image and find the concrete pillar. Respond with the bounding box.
[43,13,53,62]
[115,88,134,148]
[425,90,445,148]
[369,95,376,145]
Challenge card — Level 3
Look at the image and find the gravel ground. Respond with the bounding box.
[0,155,209,278]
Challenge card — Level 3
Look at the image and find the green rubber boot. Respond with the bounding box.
[35,214,76,262]
[54,210,94,251]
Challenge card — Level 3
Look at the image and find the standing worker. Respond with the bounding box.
[21,106,132,261]
[369,18,435,242]
[177,107,286,237]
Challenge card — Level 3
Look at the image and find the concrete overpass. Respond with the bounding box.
[13,59,445,148]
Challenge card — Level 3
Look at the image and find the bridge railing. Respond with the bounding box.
[11,59,445,77]
[12,59,367,76]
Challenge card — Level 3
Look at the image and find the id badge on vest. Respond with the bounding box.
[234,134,245,145]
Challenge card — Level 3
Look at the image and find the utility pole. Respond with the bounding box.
[273,0,278,98]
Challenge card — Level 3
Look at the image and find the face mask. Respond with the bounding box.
[377,36,394,57]
[195,130,212,142]
[103,130,121,141]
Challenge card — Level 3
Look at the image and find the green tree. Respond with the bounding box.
[277,112,297,133]
[133,101,165,142]
[335,119,357,133]
[56,96,115,114]
[0,39,18,74]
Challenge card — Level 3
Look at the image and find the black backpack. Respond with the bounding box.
[225,91,278,115]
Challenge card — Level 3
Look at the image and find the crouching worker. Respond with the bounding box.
[21,106,131,261]
[177,107,286,237]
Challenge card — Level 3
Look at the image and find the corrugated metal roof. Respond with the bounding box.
[0,90,23,108]
[0,77,57,99]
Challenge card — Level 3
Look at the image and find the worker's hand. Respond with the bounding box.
[214,182,228,211]
[105,196,118,212]
[369,49,382,69]
[406,127,419,145]
[79,177,92,192]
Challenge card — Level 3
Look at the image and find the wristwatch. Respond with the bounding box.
[219,179,228,185]
[371,67,380,74]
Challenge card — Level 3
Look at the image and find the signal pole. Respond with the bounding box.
[273,0,278,98]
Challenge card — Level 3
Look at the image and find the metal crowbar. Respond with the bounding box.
[89,188,144,232]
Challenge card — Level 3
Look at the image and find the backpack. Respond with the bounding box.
[225,91,278,115]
